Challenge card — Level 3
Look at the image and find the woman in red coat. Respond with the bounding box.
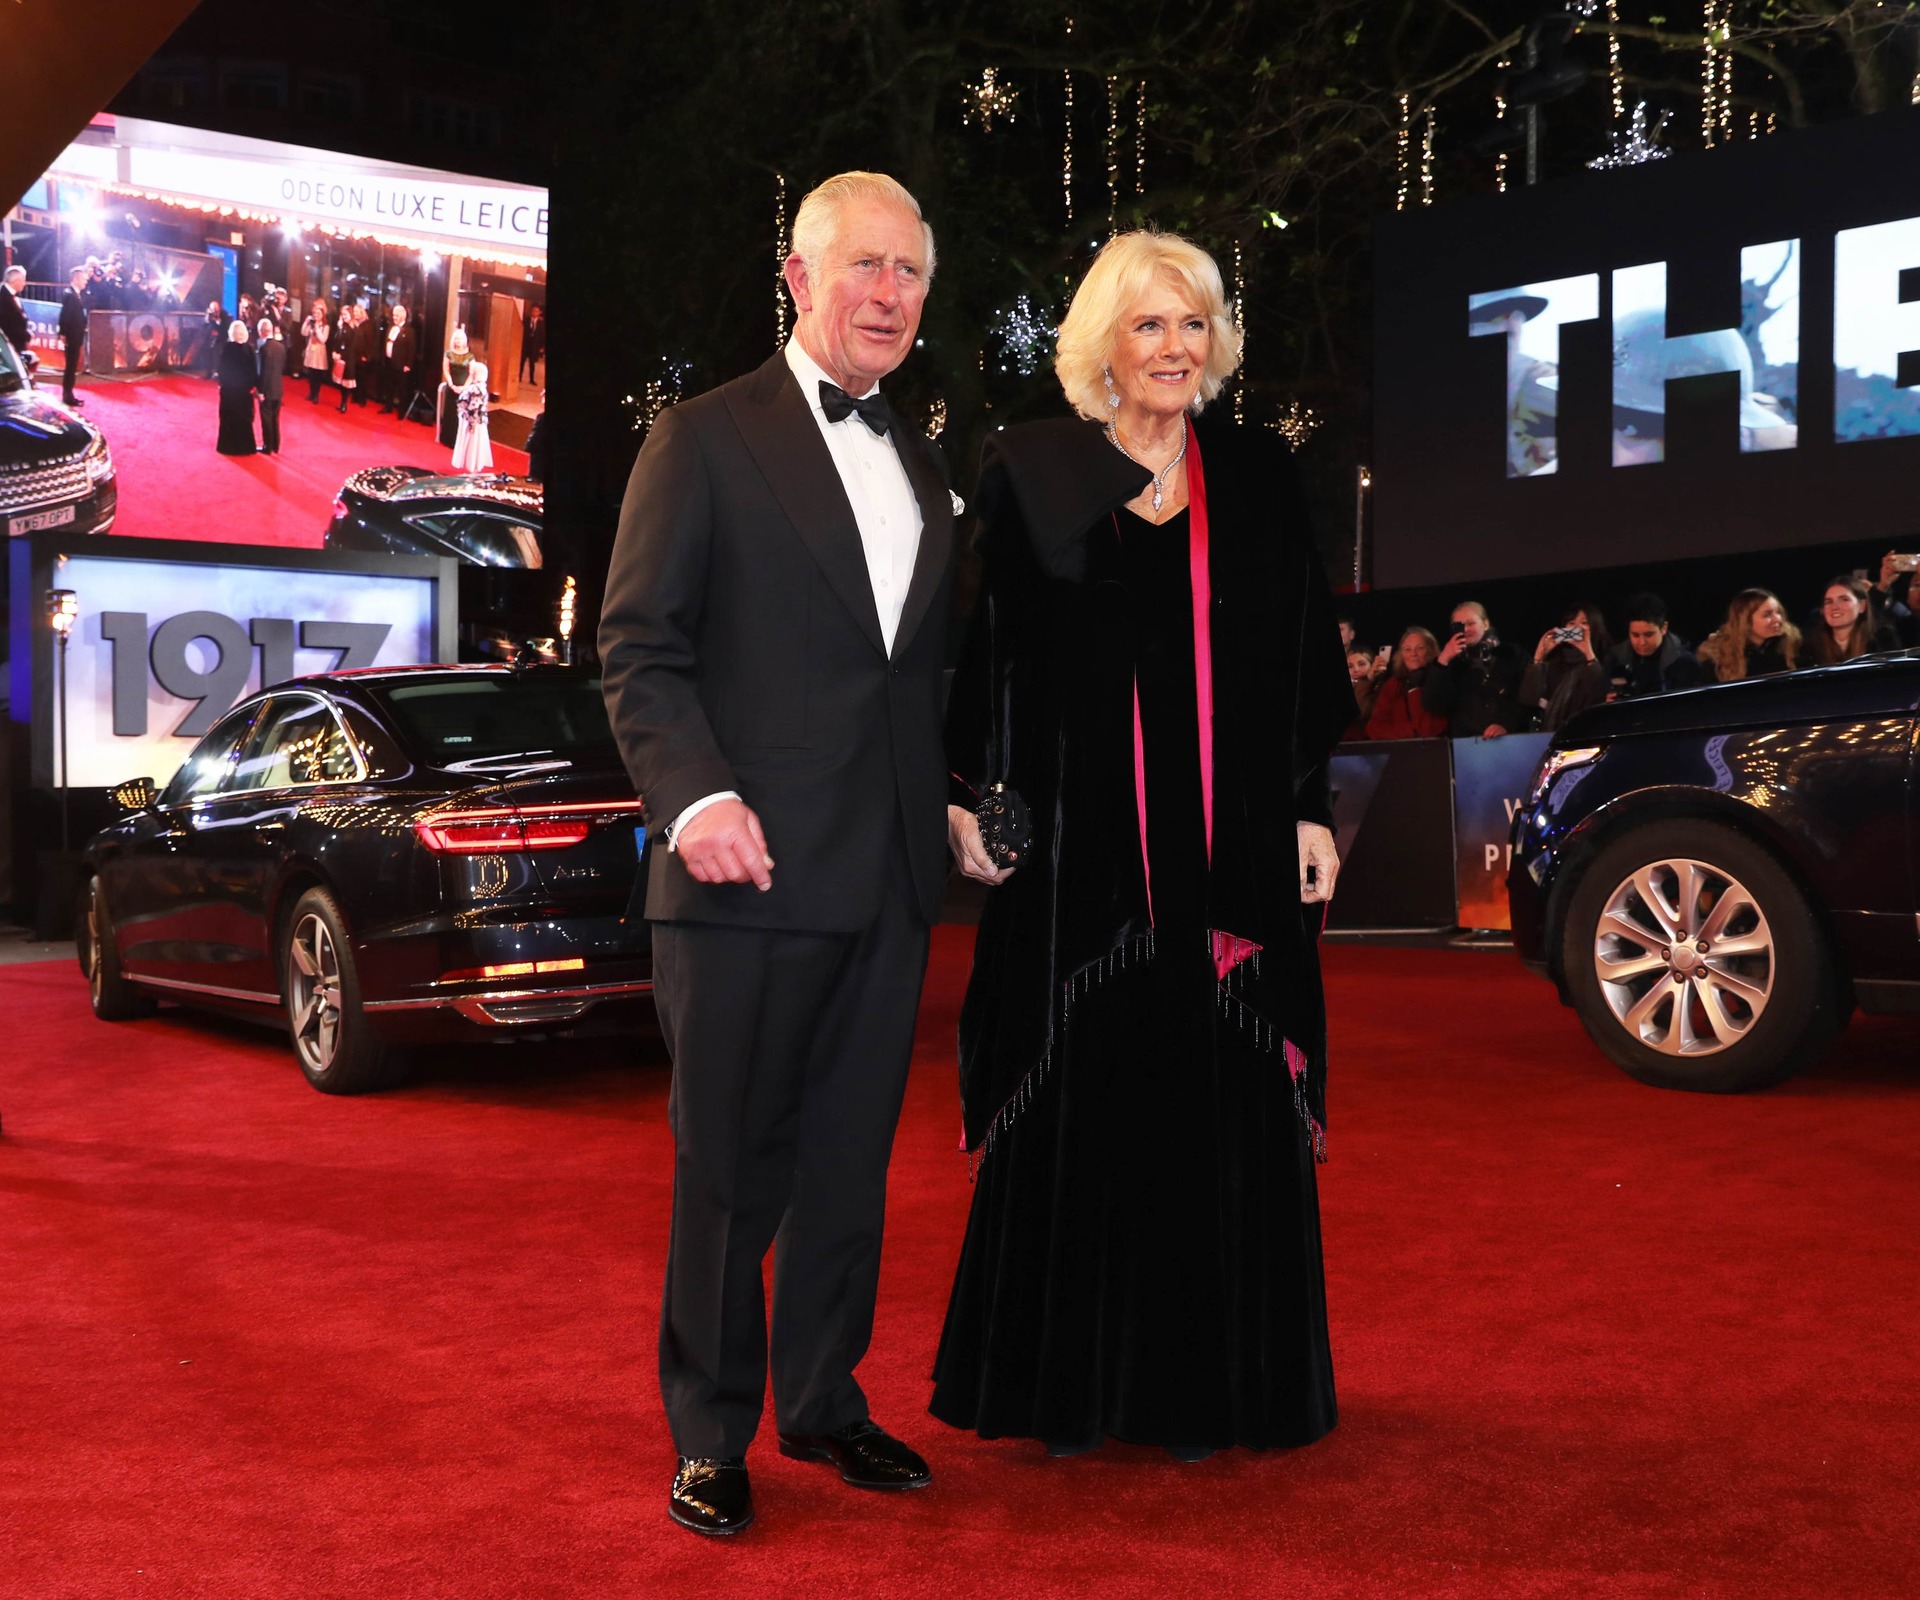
[1364,626,1448,740]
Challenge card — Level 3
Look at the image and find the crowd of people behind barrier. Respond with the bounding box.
[1341,554,1919,742]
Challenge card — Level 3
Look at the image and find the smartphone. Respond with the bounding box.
[1890,553,1920,573]
[1448,619,1468,636]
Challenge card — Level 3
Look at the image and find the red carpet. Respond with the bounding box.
[68,371,528,549]
[2,934,1916,1599]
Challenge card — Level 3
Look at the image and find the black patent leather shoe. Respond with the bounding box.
[777,1419,931,1490]
[669,1456,754,1536]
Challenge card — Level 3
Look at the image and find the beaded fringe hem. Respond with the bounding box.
[969,928,1326,1175]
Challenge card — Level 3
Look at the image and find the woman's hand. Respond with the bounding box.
[949,804,1013,885]
[1533,628,1557,664]
[1297,821,1339,906]
[1437,631,1466,666]
[1371,645,1392,678]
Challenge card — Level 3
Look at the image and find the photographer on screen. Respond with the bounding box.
[1519,602,1611,732]
[1424,601,1528,738]
[1603,594,1707,700]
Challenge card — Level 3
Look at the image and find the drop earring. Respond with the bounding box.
[1102,365,1120,408]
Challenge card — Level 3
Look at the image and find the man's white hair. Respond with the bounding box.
[3,266,25,284]
[790,171,935,281]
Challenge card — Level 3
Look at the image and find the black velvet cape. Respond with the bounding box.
[946,413,1354,1163]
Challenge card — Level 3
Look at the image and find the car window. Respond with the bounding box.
[404,512,543,568]
[379,675,614,763]
[229,698,362,792]
[160,704,263,806]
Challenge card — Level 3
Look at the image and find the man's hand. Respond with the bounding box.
[1481,724,1508,739]
[1298,821,1339,905]
[949,804,1014,885]
[676,798,775,891]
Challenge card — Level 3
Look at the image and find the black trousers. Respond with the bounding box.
[62,337,82,400]
[259,399,281,454]
[651,838,930,1461]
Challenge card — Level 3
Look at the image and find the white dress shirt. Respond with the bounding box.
[666,339,926,852]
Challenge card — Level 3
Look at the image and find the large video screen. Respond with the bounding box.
[5,120,547,568]
[1372,107,1920,588]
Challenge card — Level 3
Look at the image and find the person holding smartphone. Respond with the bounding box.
[1871,551,1920,647]
[1423,601,1528,739]
[1519,602,1611,732]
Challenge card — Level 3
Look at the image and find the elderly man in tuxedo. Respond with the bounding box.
[600,171,953,1538]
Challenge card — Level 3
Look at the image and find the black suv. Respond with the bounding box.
[1509,653,1920,1092]
[0,338,116,538]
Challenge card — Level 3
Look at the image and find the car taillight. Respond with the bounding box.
[415,800,642,854]
[331,498,348,521]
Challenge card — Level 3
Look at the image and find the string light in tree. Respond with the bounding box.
[774,172,789,346]
[1606,0,1624,123]
[989,295,1057,376]
[1419,106,1437,206]
[1270,399,1322,449]
[1701,0,1734,148]
[1135,79,1148,193]
[1395,94,1411,212]
[1589,100,1672,168]
[627,358,692,435]
[963,67,1020,131]
[1493,60,1510,194]
[1062,19,1076,222]
[1105,76,1121,237]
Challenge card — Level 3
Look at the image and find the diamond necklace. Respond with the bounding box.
[1105,420,1187,513]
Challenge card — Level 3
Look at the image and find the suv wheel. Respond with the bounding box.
[1561,819,1843,1092]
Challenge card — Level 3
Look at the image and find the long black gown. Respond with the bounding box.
[216,340,258,456]
[930,503,1338,1453]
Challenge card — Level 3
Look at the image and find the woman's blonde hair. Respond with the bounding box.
[1699,587,1801,681]
[1394,626,1441,680]
[1054,230,1243,423]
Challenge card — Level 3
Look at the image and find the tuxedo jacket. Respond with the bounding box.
[0,285,29,354]
[59,287,87,342]
[599,351,955,932]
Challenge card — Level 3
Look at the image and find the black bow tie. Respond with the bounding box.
[819,380,891,437]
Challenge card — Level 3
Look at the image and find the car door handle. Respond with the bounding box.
[257,819,288,832]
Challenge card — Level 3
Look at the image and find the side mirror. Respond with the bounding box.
[109,776,158,813]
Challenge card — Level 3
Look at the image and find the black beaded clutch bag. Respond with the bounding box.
[974,783,1032,870]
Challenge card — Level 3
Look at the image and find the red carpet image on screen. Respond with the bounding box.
[63,370,528,548]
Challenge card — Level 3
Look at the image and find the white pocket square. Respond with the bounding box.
[950,491,966,516]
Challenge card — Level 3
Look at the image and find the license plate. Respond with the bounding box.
[8,504,77,535]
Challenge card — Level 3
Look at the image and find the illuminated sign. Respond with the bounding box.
[9,536,458,789]
[43,122,548,260]
[1372,105,1920,588]
[1469,218,1917,475]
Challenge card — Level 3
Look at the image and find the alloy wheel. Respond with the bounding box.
[1592,857,1774,1057]
[86,882,103,1008]
[288,913,345,1075]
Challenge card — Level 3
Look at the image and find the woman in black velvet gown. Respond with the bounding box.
[933,231,1354,1459]
[215,320,259,456]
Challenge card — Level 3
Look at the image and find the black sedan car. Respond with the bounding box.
[78,664,651,1094]
[0,335,116,538]
[1509,651,1920,1092]
[325,467,542,566]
